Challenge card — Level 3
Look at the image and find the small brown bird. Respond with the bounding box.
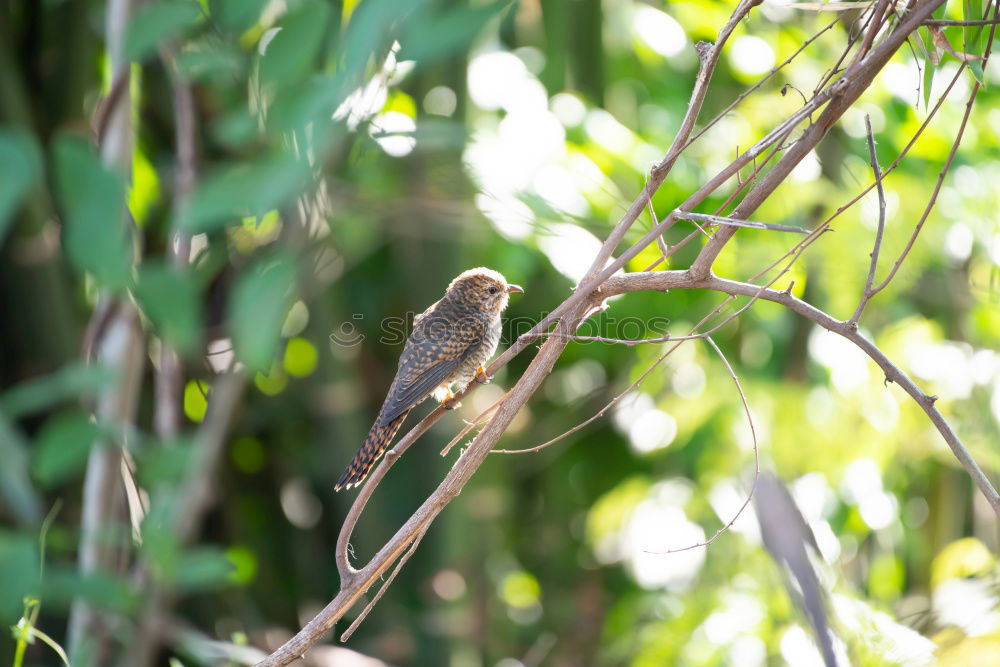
[335,268,524,491]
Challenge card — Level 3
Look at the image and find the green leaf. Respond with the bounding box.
[183,156,310,232]
[31,411,101,487]
[968,59,985,86]
[399,1,510,65]
[0,127,43,242]
[136,439,194,488]
[0,363,115,420]
[0,414,42,525]
[210,0,269,32]
[175,44,246,82]
[133,263,202,354]
[923,45,934,110]
[125,0,203,62]
[171,547,235,592]
[229,253,297,372]
[259,0,332,87]
[39,567,137,613]
[52,136,131,288]
[0,532,39,623]
[341,0,412,80]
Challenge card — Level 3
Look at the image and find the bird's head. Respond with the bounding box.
[445,267,524,314]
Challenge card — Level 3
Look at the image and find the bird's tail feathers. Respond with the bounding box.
[335,410,410,491]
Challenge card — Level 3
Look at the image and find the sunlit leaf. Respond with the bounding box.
[229,253,297,372]
[224,545,258,584]
[963,0,985,84]
[129,147,160,226]
[932,537,994,586]
[283,337,317,377]
[0,127,43,242]
[52,136,131,288]
[923,46,934,109]
[183,380,209,423]
[125,0,203,62]
[183,156,310,232]
[967,60,985,85]
[133,263,202,354]
[31,411,101,487]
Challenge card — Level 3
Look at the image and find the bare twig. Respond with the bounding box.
[867,82,977,296]
[598,271,1000,515]
[493,306,736,456]
[688,0,946,281]
[849,114,887,325]
[440,392,508,457]
[646,335,759,554]
[339,520,432,642]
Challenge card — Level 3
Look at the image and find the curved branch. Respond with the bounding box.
[600,272,1000,515]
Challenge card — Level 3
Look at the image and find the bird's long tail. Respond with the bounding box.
[335,409,411,491]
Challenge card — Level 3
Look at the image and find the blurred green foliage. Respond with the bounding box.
[0,0,999,665]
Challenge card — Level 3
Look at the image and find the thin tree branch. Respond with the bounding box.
[599,271,1000,515]
[849,113,887,325]
[867,81,978,295]
[339,519,432,642]
[153,45,197,441]
[687,0,946,281]
[646,335,759,554]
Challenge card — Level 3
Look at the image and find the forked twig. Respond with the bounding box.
[340,520,432,642]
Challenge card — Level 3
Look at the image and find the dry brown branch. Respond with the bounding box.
[339,519,432,642]
[256,1,996,662]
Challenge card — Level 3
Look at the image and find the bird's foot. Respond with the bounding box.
[474,365,492,384]
[441,391,462,410]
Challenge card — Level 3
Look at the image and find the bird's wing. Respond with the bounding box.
[378,316,484,424]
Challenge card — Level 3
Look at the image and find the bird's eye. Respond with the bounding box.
[488,285,499,295]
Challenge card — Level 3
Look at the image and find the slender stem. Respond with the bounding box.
[849,113,887,325]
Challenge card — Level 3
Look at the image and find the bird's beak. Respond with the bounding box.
[506,284,524,294]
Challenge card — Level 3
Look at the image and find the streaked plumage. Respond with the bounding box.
[335,268,523,491]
